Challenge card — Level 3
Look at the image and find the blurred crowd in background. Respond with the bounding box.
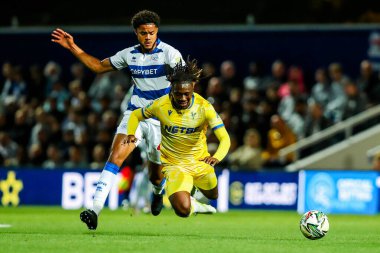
[1,58,380,171]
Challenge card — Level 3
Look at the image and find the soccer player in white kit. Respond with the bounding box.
[51,10,184,230]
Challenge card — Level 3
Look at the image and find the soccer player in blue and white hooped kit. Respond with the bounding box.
[51,10,184,230]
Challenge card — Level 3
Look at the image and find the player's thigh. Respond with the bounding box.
[144,122,161,164]
[109,133,136,162]
[193,163,218,198]
[162,165,193,197]
[116,111,145,147]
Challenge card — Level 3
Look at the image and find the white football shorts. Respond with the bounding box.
[116,110,161,164]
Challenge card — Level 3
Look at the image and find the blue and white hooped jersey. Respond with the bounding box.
[109,39,183,122]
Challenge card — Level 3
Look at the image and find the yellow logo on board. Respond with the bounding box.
[0,171,23,206]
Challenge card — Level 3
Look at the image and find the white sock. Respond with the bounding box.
[92,162,119,215]
[152,178,166,195]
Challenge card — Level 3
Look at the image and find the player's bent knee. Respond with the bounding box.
[173,205,191,217]
[170,198,191,217]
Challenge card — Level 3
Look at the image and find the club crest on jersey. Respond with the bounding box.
[131,56,137,63]
[168,110,173,116]
[151,55,159,61]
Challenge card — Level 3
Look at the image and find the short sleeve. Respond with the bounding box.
[167,49,184,68]
[109,49,129,70]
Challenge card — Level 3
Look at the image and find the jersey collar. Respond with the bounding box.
[188,94,195,109]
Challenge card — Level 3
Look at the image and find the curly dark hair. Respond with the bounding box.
[167,57,203,86]
[131,10,160,29]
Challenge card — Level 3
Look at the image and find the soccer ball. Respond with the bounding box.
[299,210,329,240]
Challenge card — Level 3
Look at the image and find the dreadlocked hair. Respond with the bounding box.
[131,10,160,29]
[167,58,203,86]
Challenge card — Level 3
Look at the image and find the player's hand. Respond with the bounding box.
[123,135,137,145]
[200,156,219,166]
[51,28,75,49]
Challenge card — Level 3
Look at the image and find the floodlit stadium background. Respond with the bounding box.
[0,0,380,214]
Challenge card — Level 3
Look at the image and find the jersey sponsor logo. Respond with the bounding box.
[129,65,166,78]
[131,68,158,75]
[164,125,199,134]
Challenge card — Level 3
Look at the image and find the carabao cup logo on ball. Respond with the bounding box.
[307,173,335,213]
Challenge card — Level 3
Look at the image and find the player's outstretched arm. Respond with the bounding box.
[51,28,114,74]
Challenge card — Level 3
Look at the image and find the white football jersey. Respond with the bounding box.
[109,39,183,122]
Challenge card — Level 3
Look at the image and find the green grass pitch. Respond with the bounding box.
[1,207,379,253]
